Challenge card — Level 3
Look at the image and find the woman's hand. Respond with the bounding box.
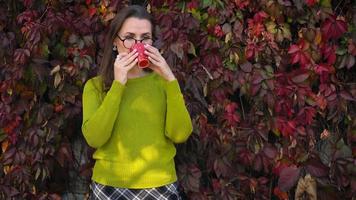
[144,44,176,82]
[114,49,138,85]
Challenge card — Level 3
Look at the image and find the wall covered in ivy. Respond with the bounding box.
[0,0,355,199]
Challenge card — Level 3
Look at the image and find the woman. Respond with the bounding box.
[81,4,193,200]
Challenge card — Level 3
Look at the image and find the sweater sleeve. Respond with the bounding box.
[164,79,193,143]
[81,78,125,148]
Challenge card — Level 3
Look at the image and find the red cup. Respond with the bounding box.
[130,43,149,68]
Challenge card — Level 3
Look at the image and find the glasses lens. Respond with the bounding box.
[142,38,153,45]
[124,38,135,48]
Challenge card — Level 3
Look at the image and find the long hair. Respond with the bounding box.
[99,5,154,91]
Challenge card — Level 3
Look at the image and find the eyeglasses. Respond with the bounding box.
[117,36,153,49]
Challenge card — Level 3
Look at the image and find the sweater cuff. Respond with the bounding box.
[106,80,125,100]
[165,80,182,98]
[111,80,126,91]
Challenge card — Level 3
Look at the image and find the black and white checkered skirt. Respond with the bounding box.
[89,181,182,200]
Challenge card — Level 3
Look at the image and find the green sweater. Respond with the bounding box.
[81,72,193,188]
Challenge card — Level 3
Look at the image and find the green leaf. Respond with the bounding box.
[320,0,332,7]
[0,129,6,143]
[272,127,280,137]
[319,140,333,166]
[187,41,197,57]
[40,43,50,58]
[53,43,67,58]
[281,24,292,40]
[202,13,209,20]
[203,0,212,8]
[39,82,47,96]
[266,21,277,34]
[191,9,201,21]
[336,47,347,55]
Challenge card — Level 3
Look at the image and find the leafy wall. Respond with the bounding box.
[0,0,355,199]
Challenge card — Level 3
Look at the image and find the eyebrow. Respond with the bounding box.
[123,32,151,36]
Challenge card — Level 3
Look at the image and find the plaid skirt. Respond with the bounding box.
[89,181,182,200]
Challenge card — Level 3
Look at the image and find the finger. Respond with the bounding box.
[119,49,136,62]
[148,56,161,66]
[144,50,160,62]
[122,52,138,66]
[115,52,128,61]
[125,58,138,70]
[144,44,159,53]
[149,65,160,73]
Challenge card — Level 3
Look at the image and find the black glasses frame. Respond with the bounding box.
[117,36,153,49]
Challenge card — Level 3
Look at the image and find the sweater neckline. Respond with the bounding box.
[127,72,155,83]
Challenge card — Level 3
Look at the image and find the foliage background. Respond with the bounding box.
[0,0,355,199]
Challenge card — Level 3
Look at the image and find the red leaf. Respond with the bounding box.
[346,55,355,69]
[278,165,301,191]
[288,45,300,54]
[88,7,97,18]
[296,106,316,125]
[225,102,238,113]
[253,155,262,171]
[23,0,33,7]
[240,62,253,72]
[251,83,261,96]
[274,187,288,200]
[314,64,334,75]
[305,0,318,6]
[348,40,356,56]
[320,44,337,65]
[187,1,199,10]
[273,162,289,176]
[288,40,310,67]
[56,143,73,167]
[277,118,297,137]
[321,15,348,40]
[213,25,224,38]
[238,150,254,166]
[245,48,254,60]
[263,145,277,159]
[214,158,231,177]
[252,73,264,84]
[14,48,31,65]
[212,179,221,192]
[234,0,250,9]
[340,90,355,101]
[305,159,329,177]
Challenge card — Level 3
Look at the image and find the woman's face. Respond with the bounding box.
[114,17,153,54]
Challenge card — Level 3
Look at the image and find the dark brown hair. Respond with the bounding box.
[99,5,154,91]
